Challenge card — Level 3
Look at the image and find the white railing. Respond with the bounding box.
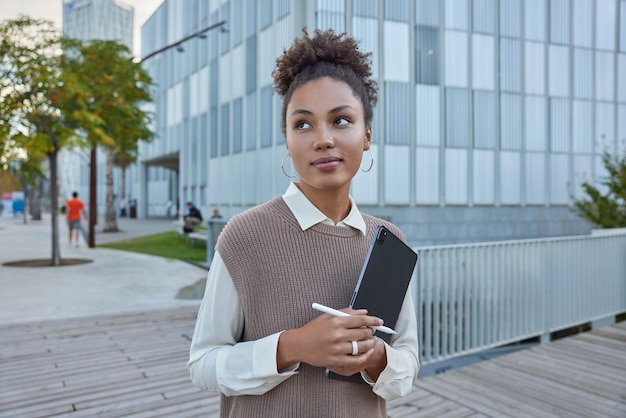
[412,230,626,365]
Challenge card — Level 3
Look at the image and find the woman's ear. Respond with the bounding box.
[364,126,372,150]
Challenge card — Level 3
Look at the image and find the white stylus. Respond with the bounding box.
[312,303,397,335]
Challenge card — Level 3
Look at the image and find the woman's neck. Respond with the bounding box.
[295,182,351,224]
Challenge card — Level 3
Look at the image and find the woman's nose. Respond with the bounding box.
[313,127,335,149]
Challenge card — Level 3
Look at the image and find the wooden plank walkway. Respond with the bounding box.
[1,306,624,417]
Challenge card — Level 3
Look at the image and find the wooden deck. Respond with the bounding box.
[1,306,624,418]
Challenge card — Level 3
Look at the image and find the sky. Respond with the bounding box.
[0,0,164,57]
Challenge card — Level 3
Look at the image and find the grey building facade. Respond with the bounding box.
[136,0,626,246]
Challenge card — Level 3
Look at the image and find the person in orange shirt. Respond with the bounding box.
[66,191,87,247]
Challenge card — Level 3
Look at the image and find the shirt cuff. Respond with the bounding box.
[255,331,300,376]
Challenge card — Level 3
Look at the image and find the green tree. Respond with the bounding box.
[0,17,93,265]
[66,40,154,233]
[1,17,154,264]
[573,151,626,228]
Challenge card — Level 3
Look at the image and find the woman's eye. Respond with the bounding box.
[296,121,310,130]
[335,117,350,126]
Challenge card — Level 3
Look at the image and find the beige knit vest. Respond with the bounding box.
[216,196,402,418]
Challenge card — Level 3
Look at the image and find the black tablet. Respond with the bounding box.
[327,225,418,383]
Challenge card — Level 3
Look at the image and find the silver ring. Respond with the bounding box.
[351,340,358,356]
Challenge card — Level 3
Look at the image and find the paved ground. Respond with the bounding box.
[0,213,205,325]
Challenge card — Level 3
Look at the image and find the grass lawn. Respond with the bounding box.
[99,231,207,263]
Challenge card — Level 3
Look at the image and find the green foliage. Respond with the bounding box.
[99,231,207,263]
[573,152,626,228]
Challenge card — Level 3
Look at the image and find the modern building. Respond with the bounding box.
[60,0,134,214]
[134,0,625,246]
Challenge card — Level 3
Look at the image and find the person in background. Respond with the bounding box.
[66,191,87,247]
[187,29,419,417]
[183,201,203,233]
[210,208,223,219]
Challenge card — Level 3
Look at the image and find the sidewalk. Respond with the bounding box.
[0,213,206,325]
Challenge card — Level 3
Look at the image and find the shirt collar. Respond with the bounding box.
[282,182,366,235]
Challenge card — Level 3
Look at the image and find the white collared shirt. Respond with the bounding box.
[188,182,419,400]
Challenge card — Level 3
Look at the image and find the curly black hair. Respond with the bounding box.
[272,28,378,137]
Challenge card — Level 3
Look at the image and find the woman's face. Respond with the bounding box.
[285,77,371,195]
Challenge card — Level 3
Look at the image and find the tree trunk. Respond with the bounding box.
[103,148,118,232]
[30,177,42,220]
[48,152,61,266]
[120,165,126,211]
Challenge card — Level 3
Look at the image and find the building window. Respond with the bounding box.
[415,26,439,85]
[260,0,272,29]
[260,85,272,148]
[233,98,242,154]
[221,103,230,156]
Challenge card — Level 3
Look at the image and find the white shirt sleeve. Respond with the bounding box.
[363,284,421,400]
[187,251,299,396]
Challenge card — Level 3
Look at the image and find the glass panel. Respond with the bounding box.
[232,0,243,47]
[416,26,440,85]
[385,82,411,145]
[233,98,242,154]
[526,152,546,204]
[473,91,496,149]
[446,88,470,147]
[472,150,495,204]
[260,0,272,29]
[525,96,547,151]
[246,36,257,93]
[573,0,593,47]
[445,31,468,87]
[572,100,593,153]
[550,154,569,204]
[210,106,218,157]
[220,102,230,156]
[353,17,379,78]
[500,38,521,92]
[246,0,257,36]
[550,99,571,152]
[501,94,522,150]
[549,45,569,97]
[573,48,593,99]
[416,85,440,146]
[445,148,468,204]
[621,0,626,52]
[445,0,468,30]
[550,0,570,44]
[525,42,545,95]
[220,2,230,54]
[260,85,272,148]
[246,91,257,151]
[472,0,495,34]
[619,54,626,102]
[500,0,521,37]
[416,0,439,26]
[596,0,617,50]
[416,147,440,204]
[595,102,615,153]
[472,34,494,90]
[354,0,377,17]
[595,52,615,101]
[524,0,546,41]
[277,0,290,19]
[500,151,521,204]
[385,0,410,22]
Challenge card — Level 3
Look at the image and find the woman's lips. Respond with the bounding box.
[312,157,341,170]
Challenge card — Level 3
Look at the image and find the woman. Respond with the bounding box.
[188,29,419,418]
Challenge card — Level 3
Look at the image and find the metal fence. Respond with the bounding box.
[412,230,626,365]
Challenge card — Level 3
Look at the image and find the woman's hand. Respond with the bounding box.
[276,308,385,376]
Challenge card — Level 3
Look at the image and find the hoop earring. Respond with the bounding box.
[281,154,298,178]
[360,149,374,172]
